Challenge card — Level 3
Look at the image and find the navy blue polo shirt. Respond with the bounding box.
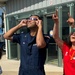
[12,32,50,75]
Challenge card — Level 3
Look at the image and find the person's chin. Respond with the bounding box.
[71,40,75,43]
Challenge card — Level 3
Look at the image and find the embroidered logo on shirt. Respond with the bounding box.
[23,42,25,44]
[33,44,37,46]
[72,54,75,60]
[25,35,26,37]
[65,52,68,56]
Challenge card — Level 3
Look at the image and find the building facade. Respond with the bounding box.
[2,0,75,66]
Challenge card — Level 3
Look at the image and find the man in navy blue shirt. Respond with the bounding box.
[3,15,50,75]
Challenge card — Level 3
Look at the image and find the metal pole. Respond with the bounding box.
[3,12,8,59]
[58,6,62,67]
[43,15,48,63]
[69,3,74,33]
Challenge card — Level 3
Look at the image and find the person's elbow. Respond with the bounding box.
[3,34,6,39]
[3,34,8,39]
[37,42,46,48]
[53,34,58,39]
[3,34,11,40]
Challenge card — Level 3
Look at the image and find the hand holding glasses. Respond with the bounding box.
[19,19,28,27]
[28,17,42,27]
[19,17,38,23]
[19,17,41,28]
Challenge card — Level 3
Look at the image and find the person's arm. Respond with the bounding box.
[3,19,27,41]
[52,10,64,50]
[36,20,46,48]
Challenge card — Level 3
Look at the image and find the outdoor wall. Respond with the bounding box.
[5,0,74,16]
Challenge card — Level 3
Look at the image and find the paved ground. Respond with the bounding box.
[0,54,63,75]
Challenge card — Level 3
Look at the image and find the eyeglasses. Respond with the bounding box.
[28,18,38,21]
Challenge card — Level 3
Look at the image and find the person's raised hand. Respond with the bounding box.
[36,19,43,29]
[52,9,59,24]
[19,19,28,27]
[67,13,75,28]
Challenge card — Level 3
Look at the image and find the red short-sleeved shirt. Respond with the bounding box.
[62,42,75,75]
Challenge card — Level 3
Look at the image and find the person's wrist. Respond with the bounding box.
[54,21,59,24]
[38,26,42,31]
[17,24,22,29]
[38,25,42,29]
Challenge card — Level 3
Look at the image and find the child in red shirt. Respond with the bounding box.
[52,10,75,75]
[63,42,75,75]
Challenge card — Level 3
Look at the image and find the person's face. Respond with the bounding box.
[70,32,75,43]
[27,16,39,29]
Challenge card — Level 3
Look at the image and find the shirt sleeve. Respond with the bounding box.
[12,34,21,44]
